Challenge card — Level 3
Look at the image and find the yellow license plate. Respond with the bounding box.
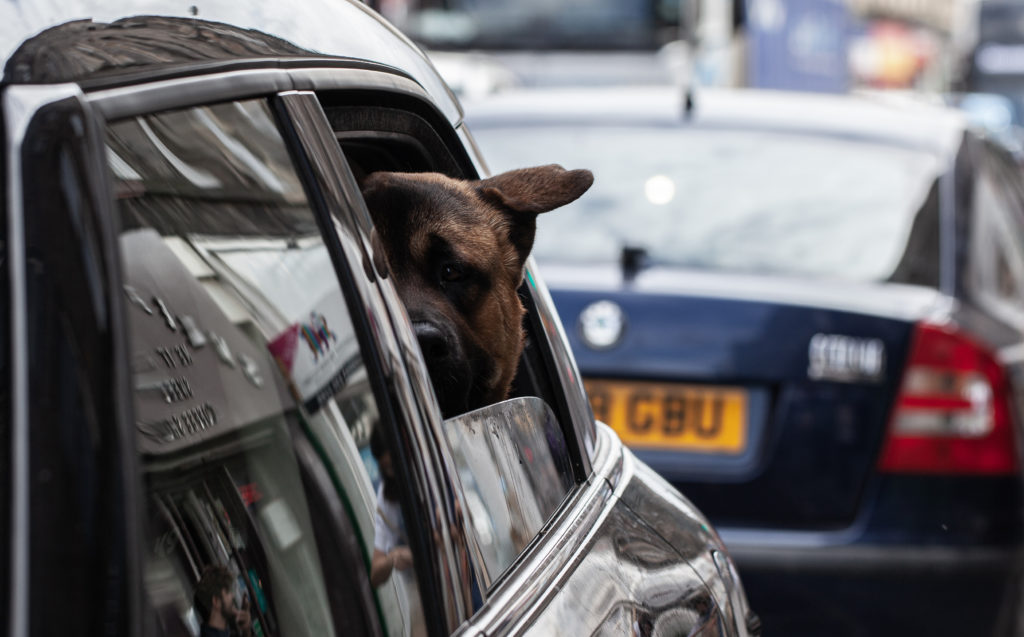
[584,379,748,454]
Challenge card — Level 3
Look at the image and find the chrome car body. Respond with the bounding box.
[0,2,756,636]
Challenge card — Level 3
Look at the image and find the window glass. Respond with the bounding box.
[392,0,675,50]
[971,166,1024,311]
[471,124,943,283]
[105,99,426,637]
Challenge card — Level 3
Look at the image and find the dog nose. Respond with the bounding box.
[413,321,448,360]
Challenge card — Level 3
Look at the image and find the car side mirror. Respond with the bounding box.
[443,396,574,586]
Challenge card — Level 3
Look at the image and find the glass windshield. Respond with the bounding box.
[471,124,942,282]
[390,0,678,50]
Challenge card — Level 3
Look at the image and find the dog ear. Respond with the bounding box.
[476,164,593,266]
[477,164,593,215]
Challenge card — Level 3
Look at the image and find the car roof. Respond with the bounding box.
[462,85,970,158]
[0,0,462,123]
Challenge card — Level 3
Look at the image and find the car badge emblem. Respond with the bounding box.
[808,333,886,383]
[579,300,626,350]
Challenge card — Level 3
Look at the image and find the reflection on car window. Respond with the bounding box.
[472,125,942,282]
[393,0,673,50]
[444,397,573,588]
[105,99,426,637]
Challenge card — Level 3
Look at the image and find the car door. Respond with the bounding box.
[7,73,469,637]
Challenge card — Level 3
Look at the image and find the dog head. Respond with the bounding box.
[361,164,593,417]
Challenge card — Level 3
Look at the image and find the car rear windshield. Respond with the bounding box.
[471,124,943,283]
[394,0,677,50]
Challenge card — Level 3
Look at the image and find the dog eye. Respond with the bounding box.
[440,262,466,283]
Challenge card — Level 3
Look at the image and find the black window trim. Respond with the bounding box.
[86,64,435,124]
[272,91,469,634]
[7,83,145,637]
[0,82,72,637]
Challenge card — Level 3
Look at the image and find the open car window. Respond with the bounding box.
[320,96,578,592]
[105,98,428,637]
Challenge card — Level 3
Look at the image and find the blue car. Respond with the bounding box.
[464,86,1024,636]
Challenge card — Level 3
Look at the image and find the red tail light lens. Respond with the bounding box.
[878,322,1018,475]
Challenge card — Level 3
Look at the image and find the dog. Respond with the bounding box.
[360,164,593,418]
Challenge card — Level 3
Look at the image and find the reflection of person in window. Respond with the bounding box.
[369,427,426,637]
[194,565,253,637]
[369,428,414,587]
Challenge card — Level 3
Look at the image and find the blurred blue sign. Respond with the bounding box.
[746,0,849,93]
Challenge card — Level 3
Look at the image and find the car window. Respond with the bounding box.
[387,0,678,50]
[969,156,1024,314]
[104,98,428,637]
[471,124,945,283]
[320,97,577,591]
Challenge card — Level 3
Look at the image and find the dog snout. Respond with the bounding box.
[413,320,449,360]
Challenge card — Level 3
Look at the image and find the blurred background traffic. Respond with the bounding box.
[362,1,1002,95]
[359,1,1024,635]
[362,0,1024,159]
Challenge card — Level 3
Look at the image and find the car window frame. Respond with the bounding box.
[314,89,596,477]
[273,90,467,633]
[311,88,609,581]
[104,93,408,637]
[6,84,145,637]
[79,67,470,634]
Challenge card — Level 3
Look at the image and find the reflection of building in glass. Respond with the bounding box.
[110,98,418,637]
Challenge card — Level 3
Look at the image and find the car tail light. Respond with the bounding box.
[878,322,1018,475]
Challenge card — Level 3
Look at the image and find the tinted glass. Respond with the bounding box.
[106,99,426,636]
[472,125,943,282]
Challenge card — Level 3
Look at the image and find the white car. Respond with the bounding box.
[0,2,757,636]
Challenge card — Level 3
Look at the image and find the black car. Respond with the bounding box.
[0,2,758,636]
[463,84,1024,636]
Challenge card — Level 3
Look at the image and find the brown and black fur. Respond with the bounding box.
[360,165,593,418]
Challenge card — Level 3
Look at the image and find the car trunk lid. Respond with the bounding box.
[543,264,945,529]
